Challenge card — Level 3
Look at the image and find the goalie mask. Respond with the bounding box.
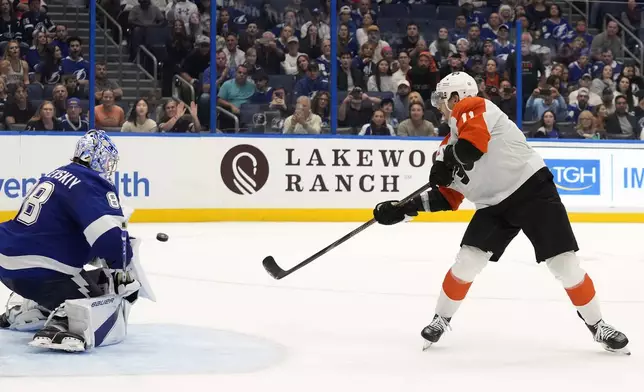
[73,130,119,182]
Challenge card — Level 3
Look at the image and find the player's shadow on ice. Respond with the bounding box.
[0,324,287,377]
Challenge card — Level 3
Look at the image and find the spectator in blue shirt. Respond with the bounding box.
[293,62,329,99]
[59,97,89,132]
[525,85,567,121]
[250,72,273,104]
[450,14,468,43]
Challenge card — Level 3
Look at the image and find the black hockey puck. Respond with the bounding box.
[156,233,169,242]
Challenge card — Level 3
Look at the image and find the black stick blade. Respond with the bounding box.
[262,256,286,279]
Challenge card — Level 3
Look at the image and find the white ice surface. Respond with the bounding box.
[0,222,642,391]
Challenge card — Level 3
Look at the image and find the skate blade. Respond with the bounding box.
[603,344,631,356]
[422,340,434,351]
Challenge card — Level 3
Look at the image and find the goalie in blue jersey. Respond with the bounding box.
[0,130,152,352]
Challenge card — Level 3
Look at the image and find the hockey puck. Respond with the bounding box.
[156,233,169,242]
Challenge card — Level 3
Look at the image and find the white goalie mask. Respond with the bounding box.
[430,72,479,112]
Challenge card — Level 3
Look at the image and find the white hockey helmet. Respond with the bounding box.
[430,72,479,109]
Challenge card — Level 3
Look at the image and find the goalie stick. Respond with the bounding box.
[262,181,434,280]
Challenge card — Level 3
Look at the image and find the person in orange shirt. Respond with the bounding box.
[94,89,124,129]
[373,71,630,355]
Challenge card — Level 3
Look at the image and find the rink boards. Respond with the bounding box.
[1,134,644,223]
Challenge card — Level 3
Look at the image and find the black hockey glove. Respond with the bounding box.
[373,200,419,225]
[429,160,454,187]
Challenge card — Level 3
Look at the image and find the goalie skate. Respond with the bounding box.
[29,325,86,353]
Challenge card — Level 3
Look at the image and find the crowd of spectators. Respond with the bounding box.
[2,0,644,139]
[207,0,644,140]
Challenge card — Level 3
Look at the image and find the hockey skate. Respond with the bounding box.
[421,314,451,351]
[29,317,85,353]
[586,319,630,355]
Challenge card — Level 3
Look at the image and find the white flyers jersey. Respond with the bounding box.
[437,96,545,210]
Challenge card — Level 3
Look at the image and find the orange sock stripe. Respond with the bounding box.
[565,274,596,306]
[442,269,473,301]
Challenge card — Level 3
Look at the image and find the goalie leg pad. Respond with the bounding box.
[64,294,133,350]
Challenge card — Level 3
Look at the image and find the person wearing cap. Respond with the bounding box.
[339,5,357,35]
[365,25,390,63]
[566,87,593,122]
[300,8,330,40]
[294,62,329,99]
[179,34,212,86]
[569,74,601,106]
[60,97,89,132]
[281,36,305,75]
[392,79,412,121]
[567,50,592,85]
[493,24,514,56]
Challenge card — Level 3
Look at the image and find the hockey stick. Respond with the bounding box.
[262,181,434,280]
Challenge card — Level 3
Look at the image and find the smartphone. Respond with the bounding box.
[539,88,550,95]
[503,87,513,94]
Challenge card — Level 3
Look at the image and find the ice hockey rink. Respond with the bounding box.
[0,221,642,391]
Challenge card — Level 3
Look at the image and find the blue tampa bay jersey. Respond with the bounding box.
[0,162,133,279]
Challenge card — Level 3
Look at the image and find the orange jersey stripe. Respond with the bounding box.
[452,97,491,153]
[439,187,464,210]
[565,274,596,306]
[442,269,473,301]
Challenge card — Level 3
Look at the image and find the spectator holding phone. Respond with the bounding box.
[339,86,380,130]
[282,96,321,134]
[525,84,567,121]
[490,79,517,122]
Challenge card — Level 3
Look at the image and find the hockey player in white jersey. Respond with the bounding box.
[0,130,151,352]
[372,72,630,354]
